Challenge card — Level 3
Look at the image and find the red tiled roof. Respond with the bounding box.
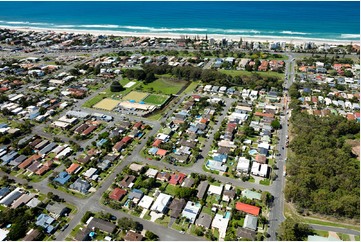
[121,136,133,144]
[109,188,127,201]
[156,149,167,157]
[152,139,162,147]
[254,112,275,118]
[133,121,143,129]
[18,154,41,169]
[169,173,186,185]
[35,165,50,175]
[235,202,260,216]
[82,125,97,136]
[346,114,356,120]
[66,163,80,174]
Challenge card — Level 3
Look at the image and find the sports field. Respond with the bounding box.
[143,94,169,105]
[93,98,120,111]
[122,91,149,102]
[141,78,188,95]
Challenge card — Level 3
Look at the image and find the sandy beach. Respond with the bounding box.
[0,25,358,46]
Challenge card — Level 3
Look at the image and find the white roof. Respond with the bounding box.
[52,121,70,128]
[258,142,270,150]
[0,229,9,241]
[151,193,172,213]
[211,214,229,239]
[251,162,260,175]
[145,168,158,178]
[55,147,72,159]
[138,195,154,209]
[157,133,169,141]
[182,201,201,224]
[83,168,97,178]
[237,157,250,172]
[259,164,269,177]
[208,184,224,195]
[58,115,78,124]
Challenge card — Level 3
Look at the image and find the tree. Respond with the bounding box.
[145,72,156,83]
[117,217,142,232]
[110,81,125,92]
[271,119,281,130]
[278,218,313,241]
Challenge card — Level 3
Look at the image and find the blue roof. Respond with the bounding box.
[1,151,18,164]
[97,138,108,147]
[36,214,55,230]
[54,171,71,185]
[0,123,8,128]
[0,187,10,197]
[213,154,227,162]
[303,87,311,93]
[148,147,158,154]
[130,100,135,103]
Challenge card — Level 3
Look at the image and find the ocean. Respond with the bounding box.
[0,1,359,41]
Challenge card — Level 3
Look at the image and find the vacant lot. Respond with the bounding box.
[93,98,120,111]
[122,91,149,102]
[143,94,169,105]
[141,78,188,95]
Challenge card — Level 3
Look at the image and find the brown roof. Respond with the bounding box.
[82,125,97,136]
[23,229,42,241]
[74,123,89,134]
[120,175,136,188]
[124,231,143,241]
[35,165,50,175]
[254,112,275,118]
[169,198,186,218]
[255,154,267,164]
[29,138,42,148]
[18,154,41,169]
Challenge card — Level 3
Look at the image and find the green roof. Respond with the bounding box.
[308,235,341,241]
[242,189,262,200]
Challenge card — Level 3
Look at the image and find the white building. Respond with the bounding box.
[151,193,172,214]
[138,195,154,209]
[237,157,250,173]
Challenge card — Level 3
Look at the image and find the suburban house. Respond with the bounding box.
[235,202,261,216]
[151,193,172,214]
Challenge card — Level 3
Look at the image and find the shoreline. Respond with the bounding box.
[0,25,359,46]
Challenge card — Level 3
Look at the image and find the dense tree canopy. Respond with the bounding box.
[278,218,313,241]
[285,111,360,219]
[110,81,124,92]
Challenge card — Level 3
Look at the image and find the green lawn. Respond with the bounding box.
[155,216,170,227]
[260,178,271,186]
[337,233,350,241]
[219,69,284,79]
[143,94,169,105]
[141,78,188,95]
[183,81,200,94]
[165,184,178,197]
[303,217,360,231]
[201,206,213,216]
[83,81,141,108]
[248,176,255,183]
[355,235,360,241]
[314,230,329,237]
